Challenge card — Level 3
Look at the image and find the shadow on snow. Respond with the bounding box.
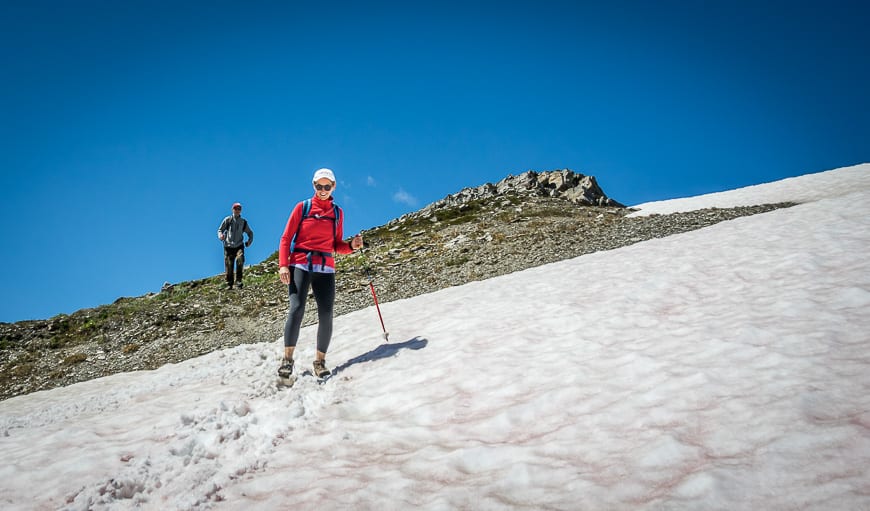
[332,336,428,376]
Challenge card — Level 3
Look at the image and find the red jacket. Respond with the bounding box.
[279,195,353,271]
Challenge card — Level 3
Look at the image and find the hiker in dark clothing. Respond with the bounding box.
[217,202,254,289]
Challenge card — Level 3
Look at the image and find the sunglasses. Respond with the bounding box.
[315,183,333,191]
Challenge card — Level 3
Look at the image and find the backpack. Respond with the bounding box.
[290,198,342,253]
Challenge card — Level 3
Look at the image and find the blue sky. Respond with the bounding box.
[1,0,868,322]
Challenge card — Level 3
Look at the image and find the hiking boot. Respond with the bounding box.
[227,282,234,290]
[236,281,244,289]
[312,359,331,378]
[277,359,294,378]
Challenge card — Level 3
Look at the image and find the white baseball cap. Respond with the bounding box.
[312,168,335,183]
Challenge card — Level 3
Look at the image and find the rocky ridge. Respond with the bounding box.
[0,170,795,400]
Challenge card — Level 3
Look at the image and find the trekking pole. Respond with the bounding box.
[368,277,389,342]
[359,243,389,342]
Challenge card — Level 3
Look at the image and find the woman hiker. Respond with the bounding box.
[277,168,363,378]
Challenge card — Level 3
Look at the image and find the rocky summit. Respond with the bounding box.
[415,169,624,212]
[0,169,795,400]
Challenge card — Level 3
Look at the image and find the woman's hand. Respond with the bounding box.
[351,234,364,250]
[279,266,291,285]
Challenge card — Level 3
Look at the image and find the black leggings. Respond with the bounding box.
[283,268,336,354]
